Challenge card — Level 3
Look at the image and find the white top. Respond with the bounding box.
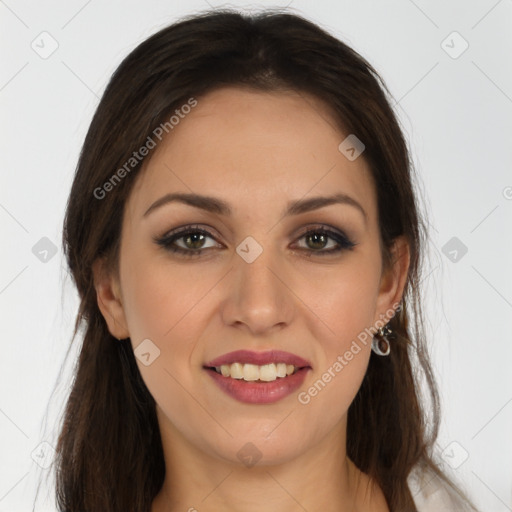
[408,466,465,511]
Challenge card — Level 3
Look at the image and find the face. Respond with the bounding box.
[95,86,408,467]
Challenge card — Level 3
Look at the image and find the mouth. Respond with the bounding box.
[204,362,311,405]
[203,349,311,382]
[204,362,302,382]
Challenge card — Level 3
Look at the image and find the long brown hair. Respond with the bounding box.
[44,8,478,511]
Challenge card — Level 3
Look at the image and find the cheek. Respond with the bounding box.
[299,254,382,350]
[119,254,215,435]
[293,255,381,408]
[119,251,213,398]
[120,250,216,343]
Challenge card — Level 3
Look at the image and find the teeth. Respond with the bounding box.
[215,362,299,382]
[259,363,277,382]
[276,363,287,378]
[230,362,244,379]
[243,364,260,381]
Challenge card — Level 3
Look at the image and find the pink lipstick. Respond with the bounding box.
[204,350,312,404]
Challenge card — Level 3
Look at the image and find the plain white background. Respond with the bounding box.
[1,0,511,510]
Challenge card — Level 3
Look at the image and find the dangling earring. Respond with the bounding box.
[371,324,392,356]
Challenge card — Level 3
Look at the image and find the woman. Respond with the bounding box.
[53,8,478,511]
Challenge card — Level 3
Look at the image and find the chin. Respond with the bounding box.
[204,429,313,469]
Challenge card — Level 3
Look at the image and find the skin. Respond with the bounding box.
[93,86,410,512]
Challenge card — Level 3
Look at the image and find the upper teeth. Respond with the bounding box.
[214,363,297,381]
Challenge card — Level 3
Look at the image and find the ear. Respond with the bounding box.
[92,257,130,340]
[373,235,410,325]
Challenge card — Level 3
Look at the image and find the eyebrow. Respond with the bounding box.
[143,192,367,223]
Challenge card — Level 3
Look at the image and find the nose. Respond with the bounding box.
[220,240,295,336]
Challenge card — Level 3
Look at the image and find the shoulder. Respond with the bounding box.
[407,464,471,512]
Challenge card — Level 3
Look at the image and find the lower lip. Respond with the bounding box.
[205,367,310,404]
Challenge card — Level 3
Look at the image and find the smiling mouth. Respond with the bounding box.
[205,362,302,382]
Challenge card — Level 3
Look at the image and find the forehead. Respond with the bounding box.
[127,87,376,222]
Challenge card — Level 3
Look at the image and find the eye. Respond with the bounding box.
[292,225,356,256]
[153,224,222,257]
[154,223,357,258]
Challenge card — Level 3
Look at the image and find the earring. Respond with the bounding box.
[371,324,392,356]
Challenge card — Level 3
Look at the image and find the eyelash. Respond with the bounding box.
[154,224,357,258]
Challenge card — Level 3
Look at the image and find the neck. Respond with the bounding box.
[151,409,387,512]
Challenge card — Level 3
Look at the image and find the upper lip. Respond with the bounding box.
[205,350,312,368]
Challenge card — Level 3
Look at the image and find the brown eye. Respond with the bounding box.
[304,232,330,250]
[294,226,356,256]
[182,233,207,250]
[154,226,221,257]
[154,224,357,258]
